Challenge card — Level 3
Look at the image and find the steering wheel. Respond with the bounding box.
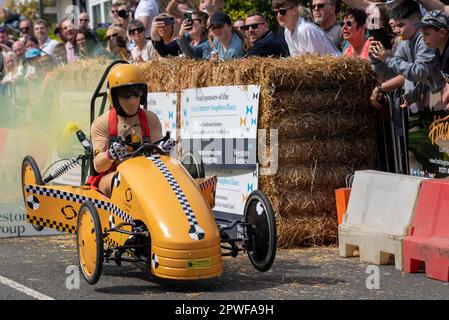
[127,131,172,159]
[129,143,167,158]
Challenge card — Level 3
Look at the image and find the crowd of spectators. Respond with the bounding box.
[0,0,448,110]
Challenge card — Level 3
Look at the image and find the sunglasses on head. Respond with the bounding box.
[273,7,294,16]
[242,23,264,31]
[115,84,146,99]
[340,20,354,28]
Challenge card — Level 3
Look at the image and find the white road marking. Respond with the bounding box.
[0,275,54,300]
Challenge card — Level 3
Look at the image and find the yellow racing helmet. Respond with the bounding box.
[106,63,148,116]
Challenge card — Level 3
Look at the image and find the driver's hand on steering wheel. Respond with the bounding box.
[107,141,129,161]
[158,138,176,154]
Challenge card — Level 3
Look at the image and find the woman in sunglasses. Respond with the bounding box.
[341,8,370,60]
[128,20,158,62]
[177,11,212,60]
[106,26,131,61]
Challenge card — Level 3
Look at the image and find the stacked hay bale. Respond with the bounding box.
[140,56,378,247]
[46,56,378,247]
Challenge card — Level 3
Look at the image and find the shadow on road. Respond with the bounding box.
[95,258,346,295]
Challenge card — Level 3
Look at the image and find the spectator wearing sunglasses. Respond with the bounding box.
[129,20,158,62]
[106,26,131,61]
[244,12,289,57]
[311,0,343,50]
[19,19,34,39]
[342,8,370,60]
[272,0,340,56]
[34,19,60,57]
[177,11,211,60]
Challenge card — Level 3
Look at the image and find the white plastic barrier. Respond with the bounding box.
[338,170,424,270]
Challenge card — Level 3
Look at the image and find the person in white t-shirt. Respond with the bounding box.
[272,0,341,56]
[134,0,160,39]
[129,20,158,62]
[34,19,60,57]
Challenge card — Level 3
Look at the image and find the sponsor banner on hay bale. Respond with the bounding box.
[180,85,260,217]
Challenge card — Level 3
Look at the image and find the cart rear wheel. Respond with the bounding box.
[77,201,104,285]
[244,190,277,272]
[181,150,205,179]
[21,156,44,232]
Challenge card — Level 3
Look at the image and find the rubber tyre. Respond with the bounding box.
[21,156,44,232]
[181,150,205,179]
[76,201,104,285]
[244,190,277,272]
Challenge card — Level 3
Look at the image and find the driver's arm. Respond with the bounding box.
[146,110,163,143]
[91,116,115,173]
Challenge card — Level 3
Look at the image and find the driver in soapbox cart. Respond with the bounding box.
[87,63,175,197]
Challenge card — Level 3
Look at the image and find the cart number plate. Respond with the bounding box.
[186,258,211,269]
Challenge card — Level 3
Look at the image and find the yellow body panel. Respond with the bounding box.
[23,154,222,280]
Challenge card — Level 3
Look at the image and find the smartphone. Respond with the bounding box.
[184,10,193,22]
[368,28,392,50]
[156,16,175,26]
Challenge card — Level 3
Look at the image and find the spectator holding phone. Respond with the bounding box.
[129,20,158,62]
[342,8,370,59]
[369,0,446,109]
[177,10,211,59]
[151,14,182,57]
[418,10,449,106]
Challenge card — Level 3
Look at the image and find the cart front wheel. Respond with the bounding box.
[77,201,104,285]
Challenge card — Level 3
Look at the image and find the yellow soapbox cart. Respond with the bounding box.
[21,61,276,285]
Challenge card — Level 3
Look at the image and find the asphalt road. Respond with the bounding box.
[0,235,448,300]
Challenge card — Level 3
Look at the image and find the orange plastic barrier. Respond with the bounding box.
[335,187,351,225]
[403,179,449,281]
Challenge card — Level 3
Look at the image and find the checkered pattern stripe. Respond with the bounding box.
[147,155,205,241]
[27,214,76,234]
[25,185,133,224]
[199,176,218,192]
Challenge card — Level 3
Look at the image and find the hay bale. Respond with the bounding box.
[276,214,338,248]
[259,164,359,190]
[277,138,377,166]
[259,91,372,119]
[271,111,376,139]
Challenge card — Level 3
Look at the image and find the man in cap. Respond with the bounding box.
[418,10,449,106]
[272,0,341,56]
